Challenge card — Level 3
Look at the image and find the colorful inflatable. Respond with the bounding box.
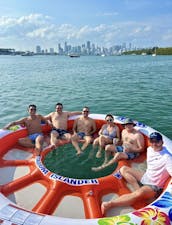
[0,114,171,225]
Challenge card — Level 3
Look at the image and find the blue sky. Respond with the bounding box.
[0,0,172,51]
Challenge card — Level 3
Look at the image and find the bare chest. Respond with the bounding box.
[25,118,41,131]
[52,113,68,122]
[123,132,137,144]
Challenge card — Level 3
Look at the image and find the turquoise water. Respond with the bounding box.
[1,55,172,178]
[0,55,172,139]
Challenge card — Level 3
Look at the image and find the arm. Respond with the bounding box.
[3,118,26,129]
[90,119,97,135]
[120,129,124,145]
[73,119,78,133]
[68,111,82,117]
[44,113,52,122]
[98,124,106,136]
[166,155,172,177]
[40,115,52,127]
[43,113,54,127]
[134,133,145,153]
[116,126,121,139]
[114,125,121,145]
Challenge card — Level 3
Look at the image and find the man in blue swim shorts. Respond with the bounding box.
[71,106,96,155]
[29,133,44,144]
[92,118,145,171]
[115,145,140,160]
[4,104,48,156]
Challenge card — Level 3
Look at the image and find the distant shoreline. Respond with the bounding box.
[124,47,172,55]
[1,47,172,56]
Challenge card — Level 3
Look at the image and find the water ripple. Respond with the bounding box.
[0,55,172,139]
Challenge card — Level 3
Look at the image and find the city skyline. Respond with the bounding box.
[0,40,131,56]
[35,40,131,55]
[0,0,172,51]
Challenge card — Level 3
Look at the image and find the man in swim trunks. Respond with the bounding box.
[45,103,81,148]
[71,106,96,155]
[4,104,48,156]
[101,132,172,216]
[92,118,144,171]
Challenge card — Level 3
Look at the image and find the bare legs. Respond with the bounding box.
[101,166,153,215]
[93,136,113,158]
[18,135,44,156]
[71,134,92,155]
[104,144,115,164]
[18,137,35,148]
[92,144,127,172]
[35,135,44,155]
[101,186,155,215]
[120,166,143,189]
[50,131,71,149]
[50,130,61,149]
[71,133,82,155]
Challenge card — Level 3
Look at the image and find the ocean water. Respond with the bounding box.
[0,55,172,139]
[0,54,172,178]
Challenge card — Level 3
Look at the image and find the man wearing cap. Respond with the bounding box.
[101,132,172,215]
[92,118,145,171]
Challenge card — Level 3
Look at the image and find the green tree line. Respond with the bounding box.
[124,47,172,55]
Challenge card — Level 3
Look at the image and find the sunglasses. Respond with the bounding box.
[106,119,113,122]
[56,107,63,110]
[83,110,89,113]
[30,108,36,111]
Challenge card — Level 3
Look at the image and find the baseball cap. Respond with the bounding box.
[123,118,136,126]
[149,132,162,141]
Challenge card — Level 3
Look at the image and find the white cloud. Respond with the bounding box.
[96,12,119,17]
[27,27,50,38]
[0,13,171,50]
[102,12,119,16]
[0,14,51,37]
[144,26,152,32]
[0,16,15,26]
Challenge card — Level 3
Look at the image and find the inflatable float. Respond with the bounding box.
[0,114,172,225]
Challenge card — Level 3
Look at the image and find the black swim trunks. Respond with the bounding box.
[138,181,163,198]
[52,128,69,138]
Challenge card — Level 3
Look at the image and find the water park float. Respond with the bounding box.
[0,114,172,225]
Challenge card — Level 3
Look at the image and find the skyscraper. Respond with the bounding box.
[36,45,41,54]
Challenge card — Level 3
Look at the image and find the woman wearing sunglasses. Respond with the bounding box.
[92,114,121,159]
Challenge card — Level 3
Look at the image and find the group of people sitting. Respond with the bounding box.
[4,103,172,216]
[4,103,95,156]
[4,103,144,166]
